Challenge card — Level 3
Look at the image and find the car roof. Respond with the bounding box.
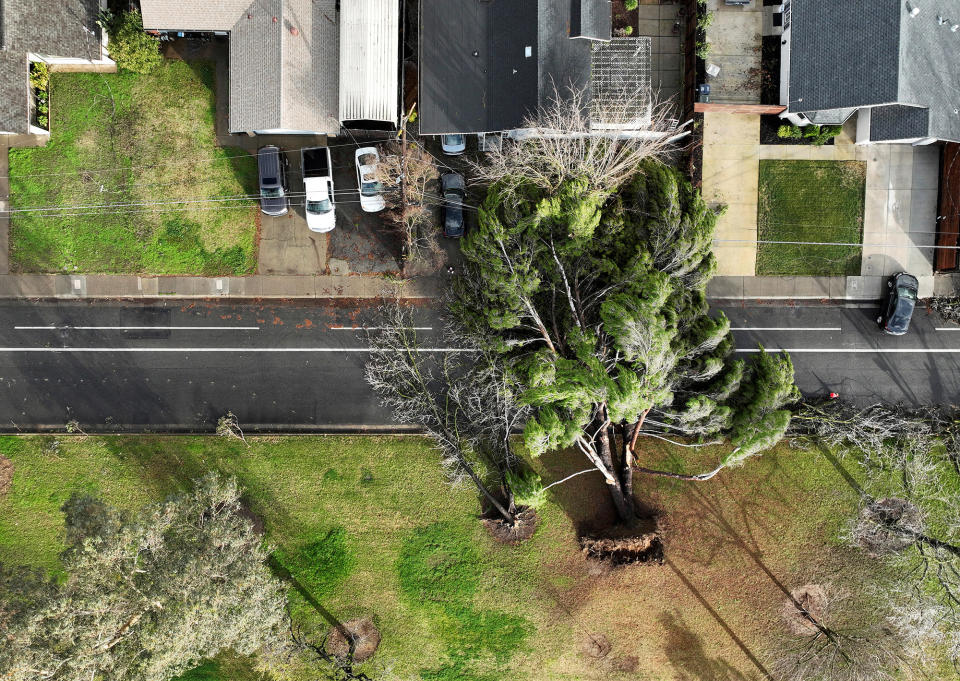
[258,146,281,177]
[442,172,465,190]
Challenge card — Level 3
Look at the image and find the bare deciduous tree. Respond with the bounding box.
[468,84,683,199]
[770,583,906,681]
[216,411,248,447]
[371,142,442,264]
[363,299,531,525]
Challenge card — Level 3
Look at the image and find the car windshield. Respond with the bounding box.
[361,181,381,197]
[897,286,917,300]
[261,186,283,199]
[444,134,465,146]
[358,153,377,166]
[891,296,916,329]
[306,199,332,214]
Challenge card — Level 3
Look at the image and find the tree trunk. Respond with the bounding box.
[597,419,634,522]
[618,422,634,509]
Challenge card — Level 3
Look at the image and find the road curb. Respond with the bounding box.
[0,425,426,435]
[0,274,445,299]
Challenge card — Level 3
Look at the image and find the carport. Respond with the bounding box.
[339,0,400,128]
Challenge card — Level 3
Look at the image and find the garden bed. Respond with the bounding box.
[8,60,258,275]
[760,115,839,145]
[757,159,866,276]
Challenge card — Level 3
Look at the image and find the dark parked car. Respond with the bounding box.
[441,172,465,238]
[877,272,919,336]
[257,145,289,216]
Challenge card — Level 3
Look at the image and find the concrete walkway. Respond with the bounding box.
[702,112,760,275]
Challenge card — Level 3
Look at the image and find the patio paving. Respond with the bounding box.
[702,0,763,104]
[636,4,686,110]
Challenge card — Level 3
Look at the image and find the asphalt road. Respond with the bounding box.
[0,299,954,431]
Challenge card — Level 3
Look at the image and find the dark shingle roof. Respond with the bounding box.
[419,0,594,135]
[869,105,931,142]
[789,0,960,143]
[788,0,901,113]
[0,0,101,133]
[571,0,612,41]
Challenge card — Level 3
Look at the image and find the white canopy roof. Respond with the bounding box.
[338,0,399,125]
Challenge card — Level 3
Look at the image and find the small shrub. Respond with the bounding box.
[37,114,48,128]
[622,25,634,35]
[625,0,639,10]
[778,124,802,139]
[29,62,50,91]
[107,10,163,74]
[696,40,710,60]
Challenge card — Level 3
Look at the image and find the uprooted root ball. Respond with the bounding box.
[580,532,664,566]
[325,618,381,662]
[482,506,539,544]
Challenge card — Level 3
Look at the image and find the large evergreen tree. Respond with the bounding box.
[0,474,288,681]
[454,160,800,521]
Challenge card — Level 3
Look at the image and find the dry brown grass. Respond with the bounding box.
[524,439,864,679]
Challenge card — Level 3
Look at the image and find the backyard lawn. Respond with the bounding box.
[756,160,866,276]
[8,60,258,275]
[0,434,871,680]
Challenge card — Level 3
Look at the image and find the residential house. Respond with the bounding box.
[139,0,399,136]
[0,0,113,136]
[777,0,960,145]
[418,0,663,137]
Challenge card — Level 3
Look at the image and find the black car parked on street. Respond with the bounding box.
[877,272,919,336]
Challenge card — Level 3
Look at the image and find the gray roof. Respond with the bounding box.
[141,0,339,134]
[788,0,900,113]
[571,0,612,41]
[789,0,960,144]
[0,0,102,133]
[419,0,595,135]
[869,104,930,142]
[140,0,252,32]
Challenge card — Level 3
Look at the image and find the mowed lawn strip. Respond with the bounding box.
[8,61,258,275]
[0,434,870,680]
[756,160,866,276]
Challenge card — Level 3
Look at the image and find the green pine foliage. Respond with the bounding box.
[456,159,798,469]
[106,10,163,74]
[0,474,288,681]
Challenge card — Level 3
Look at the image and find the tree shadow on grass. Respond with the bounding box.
[659,610,763,681]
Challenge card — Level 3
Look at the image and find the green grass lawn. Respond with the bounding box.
[8,61,258,275]
[0,434,880,680]
[756,160,866,276]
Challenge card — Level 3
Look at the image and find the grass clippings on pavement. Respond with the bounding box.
[8,61,258,275]
[0,433,874,680]
[756,160,866,276]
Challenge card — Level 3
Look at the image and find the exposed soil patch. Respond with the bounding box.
[237,496,265,535]
[781,584,827,636]
[325,618,381,662]
[611,0,638,33]
[580,527,664,566]
[0,455,12,497]
[482,505,539,544]
[580,632,612,659]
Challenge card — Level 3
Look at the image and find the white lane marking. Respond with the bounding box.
[329,326,433,331]
[935,327,960,331]
[730,327,841,331]
[0,347,474,353]
[737,348,960,354]
[14,326,260,331]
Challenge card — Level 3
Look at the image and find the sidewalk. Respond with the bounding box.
[0,274,444,299]
[708,273,937,301]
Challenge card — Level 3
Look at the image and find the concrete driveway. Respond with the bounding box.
[257,142,402,276]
